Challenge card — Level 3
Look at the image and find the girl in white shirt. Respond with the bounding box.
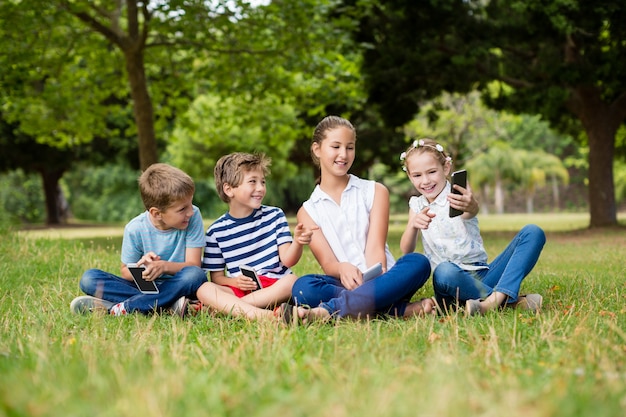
[399,138,545,316]
[291,116,434,321]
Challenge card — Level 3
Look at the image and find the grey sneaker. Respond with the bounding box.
[70,296,114,314]
[465,299,482,317]
[513,294,543,312]
[170,296,190,319]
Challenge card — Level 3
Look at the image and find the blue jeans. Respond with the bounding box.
[432,224,546,309]
[79,266,208,314]
[291,253,431,318]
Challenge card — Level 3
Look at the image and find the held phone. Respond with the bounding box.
[239,265,263,291]
[362,262,383,282]
[449,169,467,218]
[127,263,159,294]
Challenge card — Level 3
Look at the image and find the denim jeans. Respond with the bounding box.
[79,266,208,314]
[291,253,431,318]
[432,224,546,309]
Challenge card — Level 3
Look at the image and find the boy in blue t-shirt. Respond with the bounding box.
[196,152,316,318]
[70,163,208,317]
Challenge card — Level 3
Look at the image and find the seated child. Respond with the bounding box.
[70,163,208,317]
[196,152,316,318]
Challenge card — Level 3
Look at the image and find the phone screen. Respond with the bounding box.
[128,264,159,294]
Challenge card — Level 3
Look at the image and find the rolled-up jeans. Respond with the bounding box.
[433,224,546,309]
[292,253,431,319]
[79,266,207,314]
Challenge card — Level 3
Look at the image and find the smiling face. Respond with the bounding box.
[224,168,266,218]
[150,194,195,230]
[312,126,356,178]
[405,151,451,203]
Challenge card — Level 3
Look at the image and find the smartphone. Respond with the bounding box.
[239,265,263,291]
[449,169,467,218]
[127,263,159,294]
[362,262,383,282]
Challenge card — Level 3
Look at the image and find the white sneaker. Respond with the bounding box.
[170,296,189,319]
[514,294,543,312]
[464,299,482,317]
[70,296,114,314]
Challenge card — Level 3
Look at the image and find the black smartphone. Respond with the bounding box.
[449,169,467,218]
[127,263,159,294]
[239,265,263,291]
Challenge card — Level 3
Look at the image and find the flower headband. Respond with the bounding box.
[400,139,452,171]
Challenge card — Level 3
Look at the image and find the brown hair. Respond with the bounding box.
[138,163,195,211]
[214,152,271,203]
[310,115,356,167]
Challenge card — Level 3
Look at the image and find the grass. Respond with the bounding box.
[2,213,626,417]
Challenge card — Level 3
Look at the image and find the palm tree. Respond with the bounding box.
[517,150,569,213]
[466,142,521,214]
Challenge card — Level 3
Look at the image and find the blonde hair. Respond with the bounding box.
[401,138,451,171]
[138,163,195,211]
[214,152,271,203]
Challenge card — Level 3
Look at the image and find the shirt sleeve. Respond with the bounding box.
[186,206,205,248]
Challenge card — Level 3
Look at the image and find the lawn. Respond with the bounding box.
[1,213,626,417]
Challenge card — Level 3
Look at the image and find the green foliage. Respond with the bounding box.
[0,170,45,224]
[168,93,302,183]
[63,164,145,223]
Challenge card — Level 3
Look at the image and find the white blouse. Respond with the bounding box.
[409,182,488,271]
[303,174,396,272]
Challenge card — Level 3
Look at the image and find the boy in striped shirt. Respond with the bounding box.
[200,152,316,312]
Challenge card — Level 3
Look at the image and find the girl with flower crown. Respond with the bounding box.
[290,116,435,322]
[399,138,546,316]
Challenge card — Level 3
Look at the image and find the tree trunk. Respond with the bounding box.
[124,48,158,171]
[494,175,504,214]
[39,167,66,225]
[551,174,560,211]
[567,86,618,227]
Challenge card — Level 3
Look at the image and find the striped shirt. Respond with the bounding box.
[202,205,293,278]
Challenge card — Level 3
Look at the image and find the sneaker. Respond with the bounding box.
[170,296,190,319]
[464,299,482,317]
[70,296,114,314]
[513,294,543,312]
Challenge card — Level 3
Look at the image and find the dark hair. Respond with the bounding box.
[310,115,356,167]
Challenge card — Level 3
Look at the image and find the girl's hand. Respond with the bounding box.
[338,262,361,290]
[448,184,479,216]
[412,207,436,230]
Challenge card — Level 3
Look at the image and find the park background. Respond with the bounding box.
[1,0,625,228]
[1,1,626,416]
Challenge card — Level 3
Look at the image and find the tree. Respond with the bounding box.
[350,0,626,227]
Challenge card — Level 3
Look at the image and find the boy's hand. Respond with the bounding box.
[411,207,436,230]
[137,252,162,281]
[235,275,259,291]
[294,223,319,245]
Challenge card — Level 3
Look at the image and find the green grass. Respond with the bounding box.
[2,213,626,417]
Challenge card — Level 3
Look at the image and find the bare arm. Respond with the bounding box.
[278,223,318,268]
[364,182,390,271]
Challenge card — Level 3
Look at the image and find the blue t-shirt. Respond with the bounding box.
[202,205,293,279]
[121,205,205,277]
